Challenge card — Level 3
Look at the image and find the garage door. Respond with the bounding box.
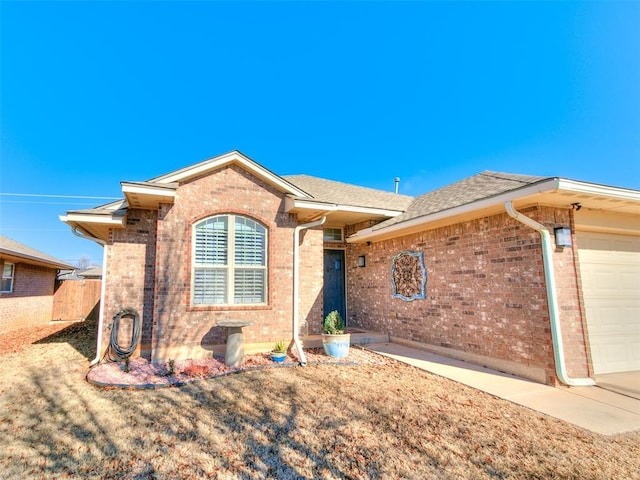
[577,232,640,374]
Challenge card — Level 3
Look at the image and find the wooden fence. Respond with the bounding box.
[52,279,102,321]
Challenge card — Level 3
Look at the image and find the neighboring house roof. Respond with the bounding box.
[0,235,74,269]
[58,266,103,280]
[78,266,103,278]
[349,171,640,243]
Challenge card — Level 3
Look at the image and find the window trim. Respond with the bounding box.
[191,214,268,306]
[1,262,15,293]
[323,227,344,242]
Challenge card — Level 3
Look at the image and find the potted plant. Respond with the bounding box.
[270,340,287,363]
[322,310,351,358]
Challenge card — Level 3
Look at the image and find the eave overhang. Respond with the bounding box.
[121,181,178,209]
[284,196,405,225]
[348,178,640,243]
[59,208,126,242]
[0,250,73,270]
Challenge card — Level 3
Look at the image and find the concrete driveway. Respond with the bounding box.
[365,342,640,436]
[595,371,640,400]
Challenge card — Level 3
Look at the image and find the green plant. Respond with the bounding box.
[323,310,345,335]
[167,359,175,376]
[124,357,130,373]
[273,341,287,353]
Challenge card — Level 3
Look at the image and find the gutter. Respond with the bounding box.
[68,226,108,367]
[505,201,595,387]
[292,215,327,366]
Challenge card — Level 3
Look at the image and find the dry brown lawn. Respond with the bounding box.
[1,318,638,479]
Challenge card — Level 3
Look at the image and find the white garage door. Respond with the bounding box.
[577,232,640,374]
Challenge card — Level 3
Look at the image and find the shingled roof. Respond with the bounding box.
[284,174,414,211]
[0,235,73,269]
[372,171,551,231]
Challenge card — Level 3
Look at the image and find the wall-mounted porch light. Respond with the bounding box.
[357,255,366,267]
[554,226,572,248]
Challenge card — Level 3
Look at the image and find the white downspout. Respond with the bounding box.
[69,227,108,367]
[292,215,327,366]
[505,202,595,386]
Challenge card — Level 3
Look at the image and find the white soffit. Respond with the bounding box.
[285,197,404,218]
[60,213,125,227]
[121,182,177,209]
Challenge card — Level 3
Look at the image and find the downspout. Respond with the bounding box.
[505,202,595,387]
[69,227,108,367]
[292,215,327,366]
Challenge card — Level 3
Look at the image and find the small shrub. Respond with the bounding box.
[124,357,130,373]
[167,359,175,376]
[323,310,345,335]
[273,341,287,353]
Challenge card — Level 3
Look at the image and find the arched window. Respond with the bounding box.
[192,215,267,305]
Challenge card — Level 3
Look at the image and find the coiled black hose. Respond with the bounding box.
[109,307,141,359]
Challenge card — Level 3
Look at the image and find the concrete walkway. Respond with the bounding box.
[365,342,640,436]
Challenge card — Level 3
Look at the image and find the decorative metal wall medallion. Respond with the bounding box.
[391,251,426,301]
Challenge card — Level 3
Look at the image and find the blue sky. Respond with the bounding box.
[1,1,638,266]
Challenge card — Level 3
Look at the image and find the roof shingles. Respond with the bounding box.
[372,171,551,230]
[0,235,73,268]
[283,174,414,211]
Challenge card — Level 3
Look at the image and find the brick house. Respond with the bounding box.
[60,151,640,385]
[0,235,74,332]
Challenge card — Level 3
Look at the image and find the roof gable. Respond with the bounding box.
[150,150,310,197]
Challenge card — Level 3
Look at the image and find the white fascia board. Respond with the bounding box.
[0,250,73,269]
[60,212,126,227]
[557,179,640,201]
[286,197,404,217]
[348,178,561,243]
[152,151,311,198]
[121,182,177,195]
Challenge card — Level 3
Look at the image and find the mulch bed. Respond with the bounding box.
[87,347,392,388]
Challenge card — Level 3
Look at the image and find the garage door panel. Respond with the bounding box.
[592,342,640,374]
[582,302,640,334]
[577,231,640,375]
[582,269,640,293]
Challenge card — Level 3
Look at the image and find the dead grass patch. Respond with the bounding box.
[0,319,638,479]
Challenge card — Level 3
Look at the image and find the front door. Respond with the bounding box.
[323,249,346,324]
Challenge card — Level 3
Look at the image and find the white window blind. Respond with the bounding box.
[192,215,267,305]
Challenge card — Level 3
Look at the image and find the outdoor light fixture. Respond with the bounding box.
[554,227,572,248]
[357,255,366,267]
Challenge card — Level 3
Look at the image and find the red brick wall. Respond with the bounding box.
[551,208,592,378]
[103,208,158,358]
[300,228,324,334]
[104,165,324,362]
[346,206,589,385]
[0,263,57,332]
[152,165,317,361]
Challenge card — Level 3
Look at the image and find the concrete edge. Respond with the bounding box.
[389,336,548,384]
